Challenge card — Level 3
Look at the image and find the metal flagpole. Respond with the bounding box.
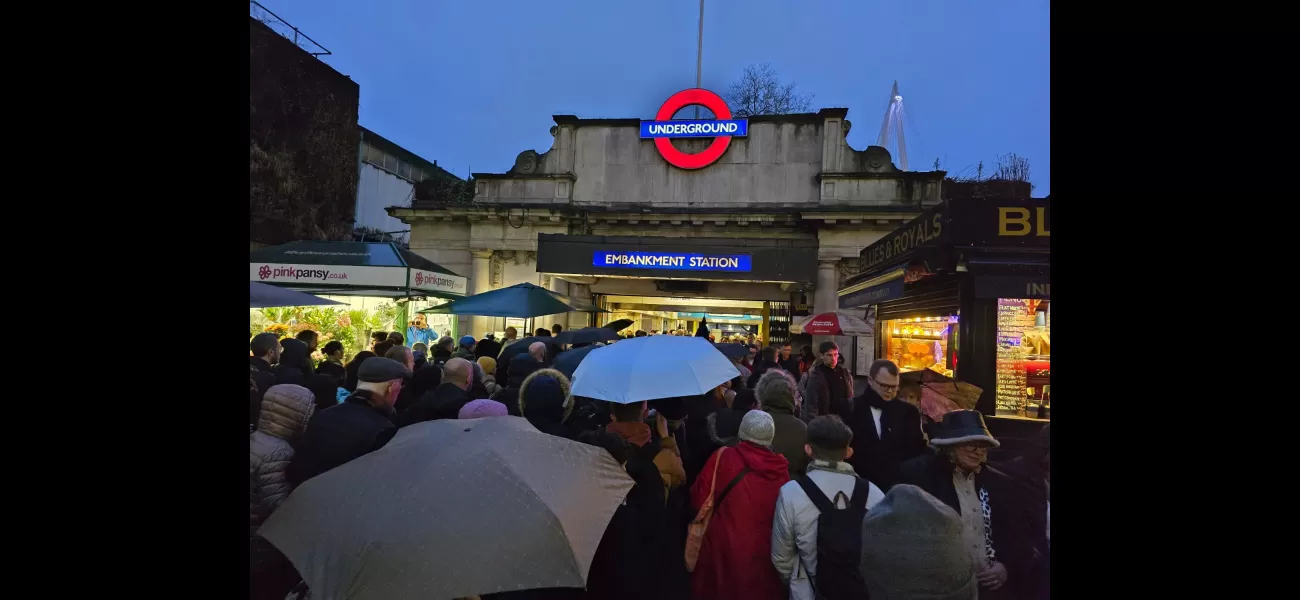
[694,0,704,118]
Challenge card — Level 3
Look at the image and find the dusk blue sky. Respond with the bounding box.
[262,0,1050,194]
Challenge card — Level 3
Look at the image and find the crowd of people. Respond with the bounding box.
[250,325,1050,600]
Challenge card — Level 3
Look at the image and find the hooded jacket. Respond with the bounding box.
[757,378,810,479]
[250,384,316,537]
[690,442,791,600]
[518,368,575,439]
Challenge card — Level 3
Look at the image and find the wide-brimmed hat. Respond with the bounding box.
[929,410,999,448]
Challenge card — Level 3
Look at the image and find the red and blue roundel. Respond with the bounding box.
[639,89,749,170]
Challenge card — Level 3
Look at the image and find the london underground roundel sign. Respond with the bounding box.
[639,88,749,170]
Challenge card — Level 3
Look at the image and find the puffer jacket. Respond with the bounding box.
[770,460,886,600]
[250,384,316,538]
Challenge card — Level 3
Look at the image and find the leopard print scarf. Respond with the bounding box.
[978,487,996,561]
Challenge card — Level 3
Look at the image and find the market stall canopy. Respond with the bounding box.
[250,281,344,308]
[420,282,608,318]
[792,311,873,336]
[249,241,468,300]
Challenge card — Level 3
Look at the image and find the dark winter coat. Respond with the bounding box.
[399,382,470,426]
[583,501,656,600]
[898,452,1034,600]
[286,390,397,486]
[475,338,502,361]
[746,359,781,389]
[250,384,316,538]
[603,423,687,600]
[495,354,543,416]
[804,362,854,420]
[274,339,315,386]
[777,356,801,376]
[683,394,723,486]
[315,360,346,384]
[993,455,1051,600]
[845,387,928,490]
[250,357,277,430]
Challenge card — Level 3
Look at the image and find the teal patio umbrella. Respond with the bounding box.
[419,282,607,318]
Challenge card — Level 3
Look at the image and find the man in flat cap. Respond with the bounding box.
[288,357,411,485]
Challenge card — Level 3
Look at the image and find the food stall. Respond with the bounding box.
[837,198,1050,440]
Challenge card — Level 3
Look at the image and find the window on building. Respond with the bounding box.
[879,315,958,378]
[411,166,424,182]
[398,161,412,180]
[365,143,385,167]
[383,152,399,173]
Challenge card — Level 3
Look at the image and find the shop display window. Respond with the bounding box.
[879,315,958,377]
[996,299,1050,419]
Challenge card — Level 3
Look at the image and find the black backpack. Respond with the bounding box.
[794,475,871,600]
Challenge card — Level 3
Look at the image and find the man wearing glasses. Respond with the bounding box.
[847,359,928,490]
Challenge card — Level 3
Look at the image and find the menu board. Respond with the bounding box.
[995,299,1035,414]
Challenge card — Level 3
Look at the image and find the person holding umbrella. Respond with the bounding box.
[606,400,686,503]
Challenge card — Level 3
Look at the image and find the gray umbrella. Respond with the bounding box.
[258,417,634,600]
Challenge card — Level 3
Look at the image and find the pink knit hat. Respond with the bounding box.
[458,399,508,419]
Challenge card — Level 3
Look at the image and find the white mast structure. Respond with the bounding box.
[876,80,909,171]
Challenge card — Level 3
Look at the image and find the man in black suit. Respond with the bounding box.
[846,359,928,490]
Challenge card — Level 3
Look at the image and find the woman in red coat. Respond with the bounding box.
[690,410,791,600]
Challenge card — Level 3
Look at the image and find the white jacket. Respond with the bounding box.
[770,460,885,600]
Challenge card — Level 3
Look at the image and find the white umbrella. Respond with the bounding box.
[570,336,740,404]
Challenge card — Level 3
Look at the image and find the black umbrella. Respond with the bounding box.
[712,343,750,360]
[695,315,710,338]
[495,336,547,381]
[553,345,602,379]
[604,318,635,333]
[554,327,623,346]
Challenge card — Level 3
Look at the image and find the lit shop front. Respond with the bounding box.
[838,198,1050,428]
[536,234,817,343]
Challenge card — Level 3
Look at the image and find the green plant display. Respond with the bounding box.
[250,302,398,362]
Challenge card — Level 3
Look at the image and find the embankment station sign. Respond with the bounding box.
[593,251,752,272]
